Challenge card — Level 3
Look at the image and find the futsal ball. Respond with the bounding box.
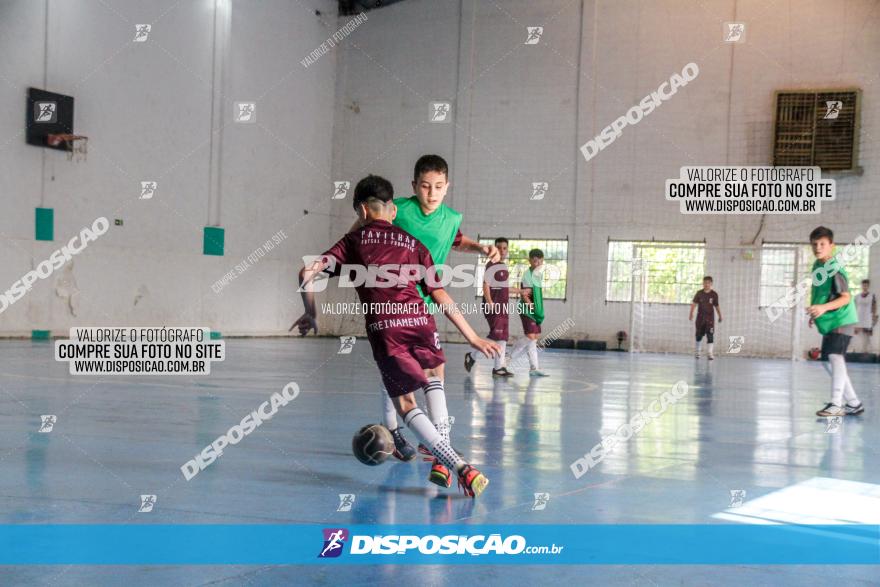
[352,424,394,466]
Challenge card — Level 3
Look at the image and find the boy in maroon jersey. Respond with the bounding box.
[689,276,722,360]
[291,175,498,497]
[464,237,514,377]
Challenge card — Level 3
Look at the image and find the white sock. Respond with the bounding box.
[829,354,848,406]
[381,388,398,430]
[493,340,507,370]
[695,341,702,354]
[844,375,860,405]
[424,377,450,443]
[527,339,539,370]
[707,343,714,355]
[510,337,529,360]
[403,407,463,472]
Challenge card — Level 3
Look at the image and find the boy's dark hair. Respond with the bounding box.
[352,175,394,210]
[863,279,871,285]
[703,276,713,282]
[809,226,834,242]
[495,237,509,246]
[413,154,449,181]
[528,249,544,259]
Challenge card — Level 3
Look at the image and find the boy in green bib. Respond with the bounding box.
[807,226,865,417]
[510,249,548,377]
[348,155,500,463]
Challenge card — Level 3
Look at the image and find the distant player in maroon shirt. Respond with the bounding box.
[689,276,722,360]
[291,175,498,497]
[464,237,513,377]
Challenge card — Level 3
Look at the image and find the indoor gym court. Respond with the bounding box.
[1,0,880,584]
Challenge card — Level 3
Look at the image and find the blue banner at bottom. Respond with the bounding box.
[0,524,878,565]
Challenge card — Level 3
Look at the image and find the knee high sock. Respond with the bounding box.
[381,388,399,430]
[494,340,507,369]
[828,354,860,406]
[424,377,450,443]
[403,407,463,472]
[527,339,539,369]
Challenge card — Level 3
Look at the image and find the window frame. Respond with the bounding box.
[606,239,707,305]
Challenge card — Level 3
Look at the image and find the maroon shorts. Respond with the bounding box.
[485,311,509,341]
[520,314,542,336]
[376,345,445,398]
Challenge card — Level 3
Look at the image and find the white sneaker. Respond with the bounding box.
[708,353,715,360]
[695,352,701,359]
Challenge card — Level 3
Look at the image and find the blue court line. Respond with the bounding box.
[1,524,877,564]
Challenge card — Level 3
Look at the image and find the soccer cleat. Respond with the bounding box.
[464,352,475,373]
[845,402,865,416]
[390,428,417,462]
[708,353,715,361]
[429,459,452,488]
[529,369,548,377]
[457,464,489,498]
[816,403,844,417]
[492,367,514,377]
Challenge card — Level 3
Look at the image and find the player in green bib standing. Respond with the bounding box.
[351,155,500,463]
[510,249,548,377]
[807,226,865,417]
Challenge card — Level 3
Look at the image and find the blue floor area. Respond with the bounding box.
[1,338,879,585]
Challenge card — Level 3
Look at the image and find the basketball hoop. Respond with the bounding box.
[46,133,88,161]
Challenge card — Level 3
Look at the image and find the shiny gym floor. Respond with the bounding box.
[1,337,878,585]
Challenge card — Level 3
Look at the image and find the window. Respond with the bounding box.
[774,90,860,172]
[476,238,568,300]
[606,241,706,303]
[760,243,871,307]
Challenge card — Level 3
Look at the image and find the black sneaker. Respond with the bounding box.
[464,352,475,373]
[390,428,417,462]
[492,367,514,377]
[845,402,865,416]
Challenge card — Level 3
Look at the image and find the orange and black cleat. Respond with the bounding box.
[457,464,489,498]
[429,459,452,488]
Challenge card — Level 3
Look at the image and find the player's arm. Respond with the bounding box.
[689,296,696,321]
[291,259,326,335]
[482,270,493,304]
[454,233,500,263]
[873,294,878,326]
[715,300,722,322]
[808,274,851,318]
[429,288,499,358]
